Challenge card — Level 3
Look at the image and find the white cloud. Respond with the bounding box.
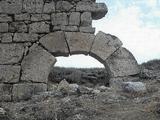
[93,5,160,63]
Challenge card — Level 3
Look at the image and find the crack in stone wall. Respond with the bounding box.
[0,0,139,101]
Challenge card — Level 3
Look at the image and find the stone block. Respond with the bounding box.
[9,22,27,33]
[12,83,47,101]
[76,2,108,20]
[0,84,12,102]
[29,22,50,33]
[56,1,73,11]
[0,65,20,83]
[0,0,22,14]
[81,12,92,26]
[0,33,13,43]
[79,27,95,34]
[23,0,44,13]
[69,12,80,26]
[0,23,8,33]
[51,13,68,25]
[0,44,24,64]
[21,44,56,83]
[65,32,95,55]
[15,14,30,21]
[13,33,38,42]
[0,14,12,22]
[43,1,55,13]
[106,47,140,77]
[90,31,122,62]
[61,26,78,32]
[31,14,51,21]
[40,31,69,56]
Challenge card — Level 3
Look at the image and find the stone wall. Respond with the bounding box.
[0,0,139,101]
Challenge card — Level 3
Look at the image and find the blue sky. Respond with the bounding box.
[55,0,160,68]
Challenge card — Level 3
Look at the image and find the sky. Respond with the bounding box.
[55,0,160,68]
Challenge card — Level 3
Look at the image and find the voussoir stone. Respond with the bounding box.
[106,47,140,77]
[65,32,95,55]
[0,65,20,83]
[0,44,25,64]
[40,31,69,56]
[90,31,122,63]
[12,83,47,101]
[13,33,38,42]
[21,44,56,83]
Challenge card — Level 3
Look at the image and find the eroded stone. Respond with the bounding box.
[0,44,24,64]
[40,31,69,56]
[21,44,56,83]
[51,13,68,25]
[13,33,38,42]
[90,31,122,63]
[12,83,47,101]
[65,32,95,55]
[29,22,50,33]
[106,47,140,77]
[0,84,12,102]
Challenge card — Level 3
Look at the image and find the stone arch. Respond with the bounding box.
[20,31,139,85]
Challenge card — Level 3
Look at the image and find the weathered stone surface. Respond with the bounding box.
[122,82,146,93]
[0,84,12,102]
[12,83,47,101]
[0,33,13,43]
[0,23,8,33]
[0,14,12,22]
[15,14,30,21]
[90,31,122,63]
[13,33,38,42]
[21,44,56,83]
[0,0,22,14]
[81,12,92,26]
[65,32,95,55]
[0,65,20,83]
[43,1,55,13]
[76,2,108,19]
[79,27,95,33]
[40,31,69,56]
[51,13,68,25]
[106,47,140,77]
[23,0,44,13]
[61,26,78,32]
[9,22,27,33]
[29,22,50,33]
[0,44,24,64]
[69,12,80,26]
[56,1,73,11]
[31,14,51,21]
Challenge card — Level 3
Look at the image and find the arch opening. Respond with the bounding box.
[48,54,110,87]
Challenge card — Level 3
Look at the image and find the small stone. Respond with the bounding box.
[0,14,12,22]
[0,33,13,43]
[81,12,92,26]
[122,82,146,93]
[0,23,8,33]
[0,108,6,115]
[69,12,80,26]
[51,13,68,25]
[61,26,78,32]
[79,27,95,34]
[15,13,30,21]
[0,84,12,102]
[29,22,50,33]
[23,0,44,13]
[43,2,55,13]
[13,33,38,42]
[0,65,20,83]
[92,89,101,94]
[31,14,50,21]
[56,1,73,11]
[0,44,24,64]
[9,22,27,33]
